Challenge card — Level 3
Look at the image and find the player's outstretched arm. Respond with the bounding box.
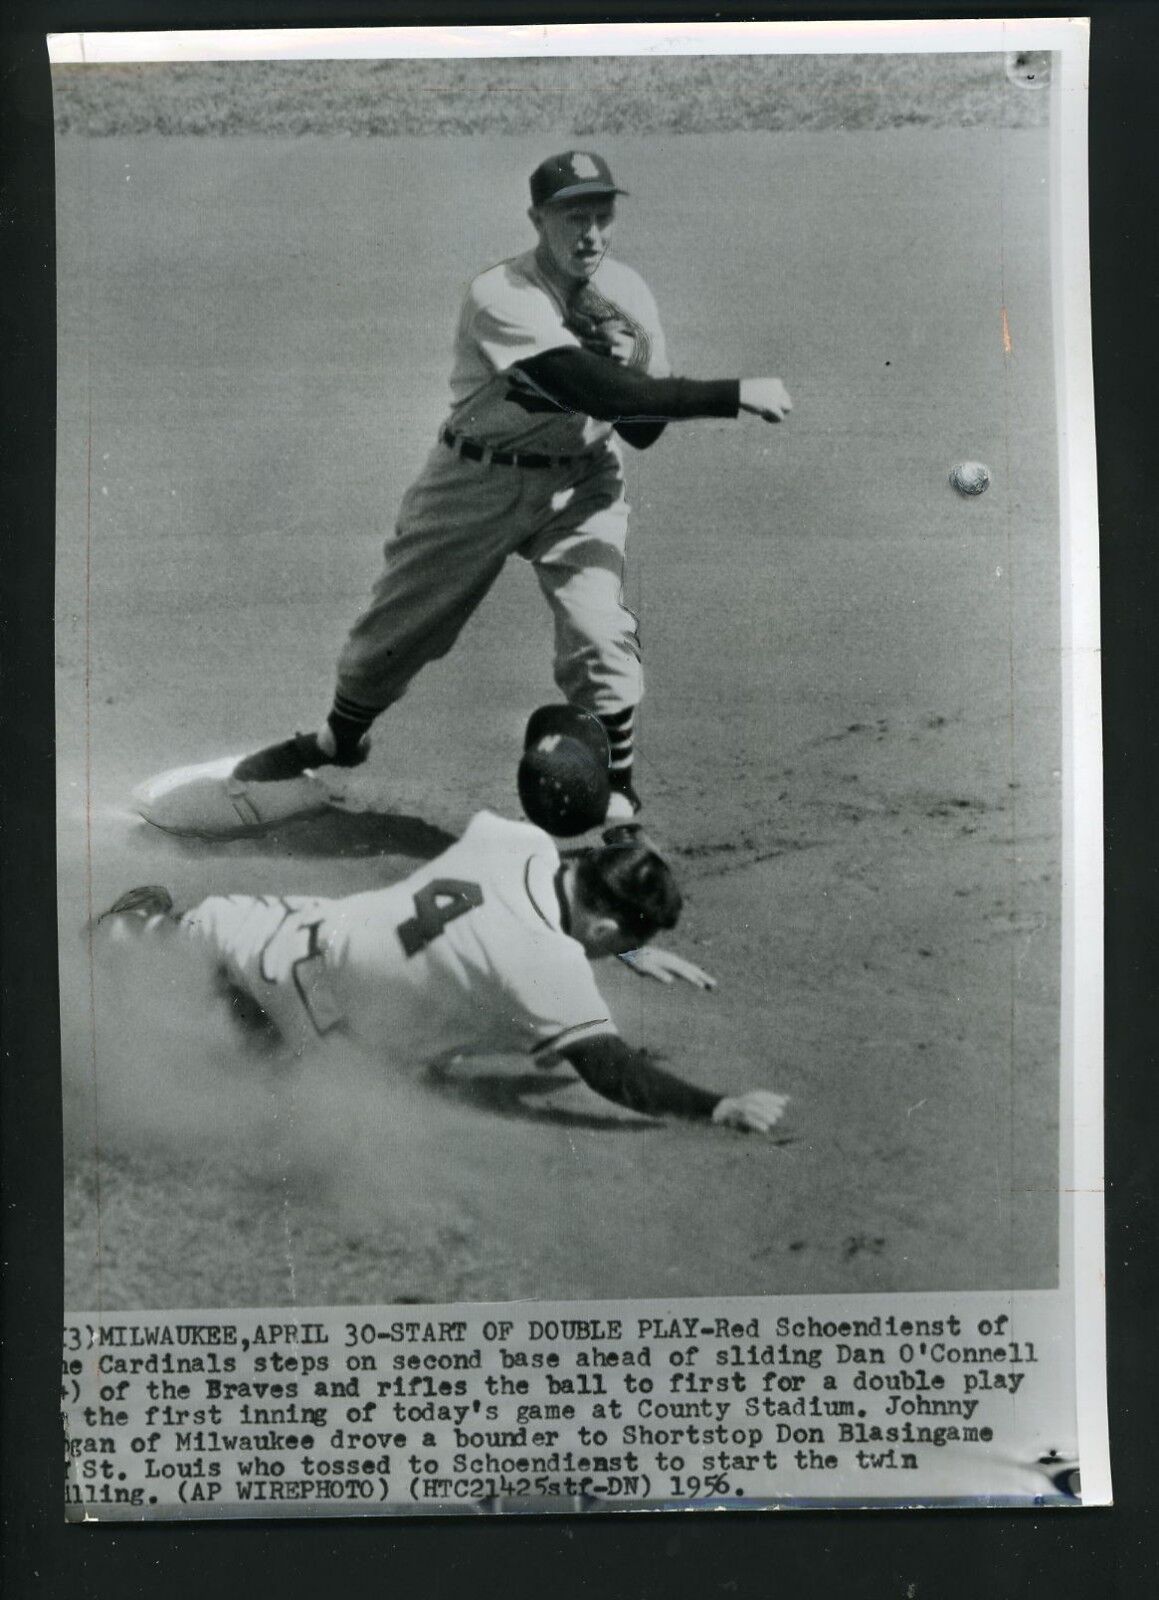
[618,946,717,989]
[516,349,737,422]
[561,1034,785,1132]
[515,349,793,429]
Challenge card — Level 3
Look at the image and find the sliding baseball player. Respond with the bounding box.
[97,813,788,1133]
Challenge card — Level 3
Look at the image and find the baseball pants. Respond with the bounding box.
[335,439,642,719]
[179,895,342,1054]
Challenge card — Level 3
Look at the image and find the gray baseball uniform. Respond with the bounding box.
[336,247,668,727]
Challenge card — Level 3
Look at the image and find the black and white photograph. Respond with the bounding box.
[51,19,1106,1514]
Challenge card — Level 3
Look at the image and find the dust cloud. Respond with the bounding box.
[61,923,614,1302]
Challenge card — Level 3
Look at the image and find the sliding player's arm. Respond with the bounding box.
[560,1034,788,1131]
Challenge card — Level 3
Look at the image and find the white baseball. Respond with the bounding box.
[950,461,991,496]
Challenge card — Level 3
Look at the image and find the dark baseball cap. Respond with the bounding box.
[529,151,627,208]
[524,703,610,767]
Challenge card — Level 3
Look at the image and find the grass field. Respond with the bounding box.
[51,53,1048,137]
[55,74,1061,1309]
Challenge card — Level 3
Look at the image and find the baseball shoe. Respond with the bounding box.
[604,775,642,823]
[133,746,358,836]
[91,884,176,938]
[232,730,368,783]
[96,884,175,923]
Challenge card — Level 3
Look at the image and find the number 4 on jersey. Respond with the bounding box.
[397,878,484,958]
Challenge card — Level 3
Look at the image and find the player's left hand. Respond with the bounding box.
[600,321,639,366]
[566,289,644,368]
[712,1089,790,1133]
[573,313,636,365]
[619,947,717,989]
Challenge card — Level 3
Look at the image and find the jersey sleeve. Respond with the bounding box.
[562,1034,722,1119]
[468,283,582,374]
[505,937,618,1057]
[634,279,670,378]
[589,262,670,378]
[647,324,670,380]
[514,351,740,422]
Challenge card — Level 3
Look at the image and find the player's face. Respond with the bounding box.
[532,198,617,282]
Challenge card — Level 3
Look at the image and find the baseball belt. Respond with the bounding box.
[440,426,591,471]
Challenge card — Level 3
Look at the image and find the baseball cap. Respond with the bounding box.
[519,704,611,838]
[518,738,610,838]
[529,151,627,208]
[524,703,610,768]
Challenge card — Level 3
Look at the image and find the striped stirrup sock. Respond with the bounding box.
[597,707,636,788]
[327,692,382,759]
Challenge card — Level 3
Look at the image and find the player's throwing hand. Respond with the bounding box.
[738,377,793,423]
[712,1088,791,1133]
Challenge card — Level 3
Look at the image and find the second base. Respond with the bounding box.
[132,755,335,837]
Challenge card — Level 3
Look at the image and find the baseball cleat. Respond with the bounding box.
[232,731,368,783]
[90,883,176,940]
[132,753,339,837]
[97,884,175,922]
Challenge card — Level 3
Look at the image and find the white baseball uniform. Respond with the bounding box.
[179,811,618,1064]
[336,250,669,722]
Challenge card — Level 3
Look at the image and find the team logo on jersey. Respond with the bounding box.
[570,153,602,180]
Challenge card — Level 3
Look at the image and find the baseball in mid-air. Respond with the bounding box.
[950,460,991,496]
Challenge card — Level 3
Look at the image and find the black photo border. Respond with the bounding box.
[2,3,1153,1596]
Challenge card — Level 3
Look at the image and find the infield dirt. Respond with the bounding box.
[57,122,1061,1308]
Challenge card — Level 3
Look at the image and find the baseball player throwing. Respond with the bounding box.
[97,813,788,1133]
[137,150,791,837]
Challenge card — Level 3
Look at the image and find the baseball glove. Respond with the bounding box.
[565,286,651,369]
